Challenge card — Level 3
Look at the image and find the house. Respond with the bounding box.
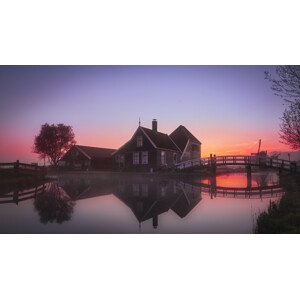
[58,145,116,170]
[112,119,201,171]
[169,125,201,161]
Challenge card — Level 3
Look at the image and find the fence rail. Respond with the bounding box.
[0,185,46,204]
[0,160,46,176]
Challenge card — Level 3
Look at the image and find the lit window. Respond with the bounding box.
[161,151,166,165]
[142,151,148,164]
[133,152,140,165]
[137,136,143,147]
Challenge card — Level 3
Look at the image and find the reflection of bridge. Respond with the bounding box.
[176,155,299,172]
[178,181,284,199]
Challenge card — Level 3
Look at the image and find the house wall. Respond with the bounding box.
[113,128,158,171]
[156,149,179,169]
[181,140,201,161]
[60,147,91,170]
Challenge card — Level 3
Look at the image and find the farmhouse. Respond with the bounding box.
[59,145,116,170]
[112,119,201,171]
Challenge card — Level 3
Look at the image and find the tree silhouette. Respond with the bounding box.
[279,101,300,149]
[33,123,76,166]
[34,183,75,224]
[265,66,300,150]
[265,66,300,103]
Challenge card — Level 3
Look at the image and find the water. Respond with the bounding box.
[0,171,283,233]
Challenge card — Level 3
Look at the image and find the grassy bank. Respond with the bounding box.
[255,173,300,233]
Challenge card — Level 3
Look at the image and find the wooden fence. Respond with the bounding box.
[0,160,46,177]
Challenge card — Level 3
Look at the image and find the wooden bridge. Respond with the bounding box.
[176,155,299,172]
[0,160,46,177]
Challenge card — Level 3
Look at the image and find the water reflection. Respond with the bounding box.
[112,178,201,228]
[34,183,75,224]
[0,172,284,233]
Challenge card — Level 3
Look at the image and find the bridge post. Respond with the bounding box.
[210,154,217,175]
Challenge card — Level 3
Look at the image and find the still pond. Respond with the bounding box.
[0,171,283,233]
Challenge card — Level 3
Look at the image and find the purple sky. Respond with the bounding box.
[0,66,290,163]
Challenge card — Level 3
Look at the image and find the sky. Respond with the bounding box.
[0,65,293,163]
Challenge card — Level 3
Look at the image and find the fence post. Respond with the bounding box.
[14,160,20,174]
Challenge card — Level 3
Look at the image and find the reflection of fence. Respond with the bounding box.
[0,160,46,177]
[176,155,299,172]
[0,185,45,204]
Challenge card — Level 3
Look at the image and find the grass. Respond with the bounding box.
[255,173,300,233]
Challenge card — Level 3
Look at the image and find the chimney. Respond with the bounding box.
[152,119,157,133]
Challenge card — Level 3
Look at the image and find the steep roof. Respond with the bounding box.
[169,125,201,152]
[71,145,116,160]
[140,127,180,151]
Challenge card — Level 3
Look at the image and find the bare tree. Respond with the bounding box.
[266,66,300,150]
[279,101,300,149]
[265,66,300,103]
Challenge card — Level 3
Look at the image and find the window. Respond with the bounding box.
[137,136,143,147]
[173,153,177,163]
[161,151,166,165]
[141,184,148,197]
[133,184,139,196]
[161,185,166,197]
[133,152,139,165]
[142,151,148,164]
[191,144,199,151]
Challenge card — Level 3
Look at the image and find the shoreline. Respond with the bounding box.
[255,173,300,233]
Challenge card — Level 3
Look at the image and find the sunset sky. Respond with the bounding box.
[0,65,292,163]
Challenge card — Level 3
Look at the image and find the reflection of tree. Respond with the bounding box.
[34,183,75,224]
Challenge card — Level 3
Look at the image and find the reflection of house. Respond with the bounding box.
[59,145,116,170]
[58,176,113,200]
[112,119,202,171]
[112,178,202,228]
[171,182,201,218]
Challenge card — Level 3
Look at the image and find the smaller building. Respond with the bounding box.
[58,145,116,170]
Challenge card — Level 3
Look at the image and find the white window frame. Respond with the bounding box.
[137,136,143,147]
[133,152,140,165]
[142,151,148,165]
[161,151,166,165]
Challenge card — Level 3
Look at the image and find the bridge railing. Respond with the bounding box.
[175,155,299,172]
